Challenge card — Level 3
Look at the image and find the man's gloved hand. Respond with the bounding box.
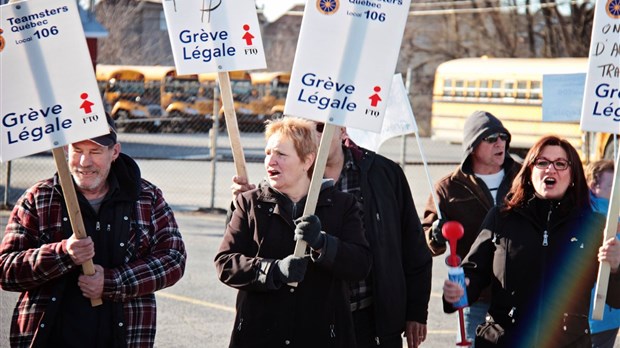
[274,255,309,283]
[294,215,325,250]
[431,219,447,244]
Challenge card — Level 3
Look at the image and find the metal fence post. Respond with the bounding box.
[400,67,414,169]
[209,85,221,209]
[2,161,11,209]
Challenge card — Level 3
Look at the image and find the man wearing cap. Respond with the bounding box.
[0,114,186,347]
[422,110,521,346]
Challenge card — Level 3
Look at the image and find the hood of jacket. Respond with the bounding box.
[461,110,512,168]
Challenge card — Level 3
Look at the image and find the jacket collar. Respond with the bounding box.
[343,136,374,171]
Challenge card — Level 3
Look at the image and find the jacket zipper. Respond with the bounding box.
[237,318,243,331]
[330,324,335,338]
[542,208,552,247]
[536,203,554,343]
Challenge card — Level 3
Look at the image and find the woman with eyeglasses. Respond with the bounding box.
[442,135,620,348]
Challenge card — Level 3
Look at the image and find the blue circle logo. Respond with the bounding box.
[607,0,620,18]
[316,0,339,15]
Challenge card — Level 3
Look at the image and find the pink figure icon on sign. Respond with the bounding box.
[242,24,255,45]
[80,93,94,114]
[369,86,382,107]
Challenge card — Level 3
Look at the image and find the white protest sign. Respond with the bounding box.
[542,73,586,123]
[347,73,418,152]
[0,0,108,162]
[284,0,411,132]
[162,0,266,75]
[580,0,620,134]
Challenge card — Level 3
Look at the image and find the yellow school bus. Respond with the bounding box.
[199,70,262,131]
[133,65,213,132]
[431,57,613,161]
[248,71,291,119]
[95,65,154,132]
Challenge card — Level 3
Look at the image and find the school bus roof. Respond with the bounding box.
[435,57,588,79]
[198,70,252,83]
[96,64,199,81]
[250,72,291,85]
[96,64,147,81]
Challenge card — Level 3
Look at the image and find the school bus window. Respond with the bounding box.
[443,79,453,97]
[503,81,516,99]
[516,81,529,100]
[531,81,542,100]
[478,80,490,98]
[491,80,502,98]
[465,80,477,97]
[454,80,465,97]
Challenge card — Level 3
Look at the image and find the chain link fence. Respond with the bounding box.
[0,129,460,214]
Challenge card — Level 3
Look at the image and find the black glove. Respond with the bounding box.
[294,214,324,250]
[431,219,447,244]
[274,255,308,283]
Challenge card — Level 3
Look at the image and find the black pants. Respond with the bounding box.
[352,306,402,348]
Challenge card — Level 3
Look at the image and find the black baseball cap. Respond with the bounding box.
[90,113,117,147]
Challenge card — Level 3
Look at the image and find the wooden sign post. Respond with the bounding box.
[53,147,103,306]
[592,152,620,319]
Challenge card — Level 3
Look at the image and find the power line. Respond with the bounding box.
[276,0,583,17]
[411,0,502,8]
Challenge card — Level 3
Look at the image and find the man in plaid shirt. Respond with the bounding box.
[0,114,186,347]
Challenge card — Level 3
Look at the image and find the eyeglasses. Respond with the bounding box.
[533,158,571,171]
[482,133,509,143]
[316,123,325,133]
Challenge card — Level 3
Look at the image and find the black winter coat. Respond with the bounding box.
[445,197,620,348]
[215,181,371,348]
[348,143,433,336]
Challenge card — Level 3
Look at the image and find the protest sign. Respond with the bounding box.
[347,73,418,152]
[284,0,411,132]
[542,73,586,123]
[580,0,620,134]
[162,0,266,75]
[1,0,107,162]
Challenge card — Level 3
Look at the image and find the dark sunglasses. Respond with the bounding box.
[533,158,571,171]
[482,133,509,143]
[316,123,325,133]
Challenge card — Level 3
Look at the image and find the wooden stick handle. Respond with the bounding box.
[218,72,248,179]
[592,149,620,320]
[289,124,336,287]
[52,147,103,307]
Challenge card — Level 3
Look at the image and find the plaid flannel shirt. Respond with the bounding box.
[0,175,186,347]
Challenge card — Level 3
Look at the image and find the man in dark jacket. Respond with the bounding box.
[232,123,433,348]
[422,110,521,346]
[0,114,187,347]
